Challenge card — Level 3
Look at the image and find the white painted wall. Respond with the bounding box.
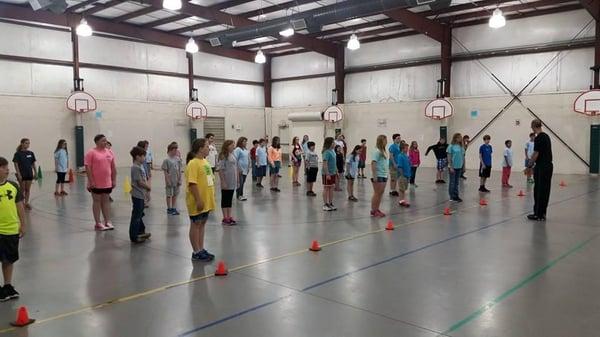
[272,51,334,78]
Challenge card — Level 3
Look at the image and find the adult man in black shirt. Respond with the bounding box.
[526,119,553,221]
[425,138,449,184]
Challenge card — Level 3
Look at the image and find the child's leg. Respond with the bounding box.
[328,186,333,204]
[60,182,65,193]
[129,197,144,241]
[100,194,111,223]
[399,190,405,202]
[92,193,102,224]
[23,181,32,204]
[2,263,13,285]
[308,182,313,192]
[507,167,511,184]
[189,220,207,252]
[323,185,328,205]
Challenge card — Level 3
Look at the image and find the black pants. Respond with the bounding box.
[129,197,146,242]
[221,189,234,208]
[236,174,247,198]
[533,163,553,217]
[410,166,418,184]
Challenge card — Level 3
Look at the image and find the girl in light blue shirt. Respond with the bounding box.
[54,139,69,196]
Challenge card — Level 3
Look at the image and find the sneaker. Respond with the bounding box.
[228,217,237,225]
[95,223,108,231]
[167,208,173,215]
[238,196,247,201]
[399,201,410,208]
[222,218,232,225]
[527,214,539,221]
[3,284,19,300]
[375,210,386,218]
[104,222,115,230]
[389,191,399,197]
[256,183,264,188]
[54,192,61,196]
[435,180,443,184]
[139,233,151,239]
[133,236,147,244]
[171,209,180,215]
[370,210,378,217]
[460,176,467,180]
[60,191,68,195]
[328,204,337,211]
[0,287,7,302]
[440,180,446,184]
[348,196,358,202]
[192,249,215,262]
[323,204,332,211]
[274,188,281,192]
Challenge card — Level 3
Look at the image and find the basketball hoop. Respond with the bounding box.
[424,98,453,120]
[66,91,97,113]
[574,90,600,117]
[323,105,343,123]
[186,101,208,120]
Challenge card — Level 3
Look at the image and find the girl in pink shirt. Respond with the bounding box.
[409,141,420,188]
[85,134,117,231]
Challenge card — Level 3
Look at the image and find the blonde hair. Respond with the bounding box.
[451,133,463,145]
[219,140,235,160]
[375,135,387,159]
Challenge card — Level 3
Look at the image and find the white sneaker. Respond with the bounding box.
[323,204,332,211]
[329,204,337,211]
[238,196,247,201]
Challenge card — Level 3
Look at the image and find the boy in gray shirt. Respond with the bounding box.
[161,143,182,215]
[130,146,151,243]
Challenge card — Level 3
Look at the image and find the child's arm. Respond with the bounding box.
[32,161,37,180]
[218,162,228,189]
[111,157,117,188]
[479,150,485,168]
[189,183,203,211]
[322,158,329,176]
[17,201,26,238]
[138,177,152,191]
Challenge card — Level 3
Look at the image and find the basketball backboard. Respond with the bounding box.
[186,101,208,119]
[322,105,343,123]
[66,91,97,113]
[425,98,453,120]
[574,90,600,116]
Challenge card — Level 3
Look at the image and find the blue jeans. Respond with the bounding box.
[129,197,146,242]
[449,168,462,200]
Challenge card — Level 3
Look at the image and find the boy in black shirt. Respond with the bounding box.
[425,138,448,184]
[526,119,553,221]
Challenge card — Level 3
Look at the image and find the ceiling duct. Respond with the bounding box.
[209,37,222,47]
[204,0,452,47]
[29,0,67,13]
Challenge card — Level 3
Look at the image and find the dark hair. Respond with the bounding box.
[392,133,401,141]
[94,134,105,143]
[16,138,29,152]
[205,133,215,139]
[137,140,149,148]
[531,119,542,128]
[259,138,266,144]
[463,135,470,140]
[361,139,366,143]
[54,139,67,154]
[0,157,8,167]
[187,138,207,163]
[167,143,178,152]
[271,136,280,149]
[307,141,315,148]
[505,139,512,146]
[322,137,334,153]
[236,137,248,149]
[350,145,361,158]
[292,136,299,146]
[401,142,409,150]
[529,133,535,137]
[130,146,146,159]
[334,145,341,152]
[186,152,195,164]
[252,140,258,145]
[107,141,112,147]
[483,135,491,140]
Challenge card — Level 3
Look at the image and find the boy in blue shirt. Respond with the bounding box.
[255,139,268,188]
[397,142,411,207]
[479,135,493,192]
[388,134,401,196]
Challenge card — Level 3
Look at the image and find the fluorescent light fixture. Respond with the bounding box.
[279,27,295,37]
[76,18,92,37]
[255,50,266,64]
[162,0,182,10]
[489,8,506,29]
[347,33,360,50]
[185,37,199,53]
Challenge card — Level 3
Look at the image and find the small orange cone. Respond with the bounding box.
[479,198,488,206]
[385,220,394,231]
[559,180,567,187]
[10,306,35,327]
[68,169,74,183]
[444,207,452,216]
[517,190,525,197]
[309,240,321,251]
[214,261,228,276]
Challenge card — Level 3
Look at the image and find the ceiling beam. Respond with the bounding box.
[113,6,158,23]
[80,0,127,16]
[384,7,446,42]
[142,13,188,28]
[0,3,255,62]
[210,0,256,11]
[442,0,577,23]
[580,0,600,20]
[66,0,99,12]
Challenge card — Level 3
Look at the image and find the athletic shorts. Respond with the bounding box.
[389,165,398,180]
[358,160,366,169]
[345,174,356,181]
[437,158,448,171]
[56,172,67,184]
[91,188,113,194]
[256,165,267,177]
[293,159,302,167]
[398,176,408,192]
[479,164,492,178]
[322,174,337,186]
[373,177,388,183]
[18,172,34,182]
[165,186,180,197]
[189,212,209,223]
[306,167,318,183]
[0,234,19,264]
[269,161,281,175]
[221,189,234,208]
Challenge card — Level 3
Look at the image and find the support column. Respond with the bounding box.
[441,26,452,98]
[187,52,198,145]
[71,29,80,85]
[71,28,85,169]
[264,57,272,108]
[334,46,345,104]
[591,16,600,174]
[593,22,600,89]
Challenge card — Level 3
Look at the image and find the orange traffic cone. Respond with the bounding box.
[309,240,321,251]
[214,261,228,276]
[10,306,35,327]
[68,169,74,183]
[444,207,452,216]
[385,220,395,231]
[517,190,525,197]
[479,199,488,206]
[559,180,567,187]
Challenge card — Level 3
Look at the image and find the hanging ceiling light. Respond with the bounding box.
[279,26,295,37]
[185,37,199,53]
[488,8,506,29]
[162,0,182,10]
[75,18,93,37]
[347,33,360,50]
[255,49,266,64]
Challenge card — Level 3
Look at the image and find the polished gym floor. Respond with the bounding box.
[0,166,598,337]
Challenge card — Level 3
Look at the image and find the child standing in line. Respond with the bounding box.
[461,135,470,180]
[54,139,69,196]
[250,140,259,182]
[358,139,367,178]
[397,142,411,207]
[130,146,152,243]
[268,137,282,192]
[291,137,303,187]
[502,140,513,188]
[370,135,388,217]
[186,138,216,262]
[524,133,535,184]
[137,140,152,207]
[322,137,337,211]
[408,141,420,188]
[161,143,182,215]
[305,141,318,197]
[12,138,37,210]
[334,145,344,192]
[0,157,26,301]
[218,140,238,225]
[206,133,218,173]
[346,145,361,202]
[233,137,249,201]
[479,135,493,193]
[448,133,465,202]
[255,139,268,188]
